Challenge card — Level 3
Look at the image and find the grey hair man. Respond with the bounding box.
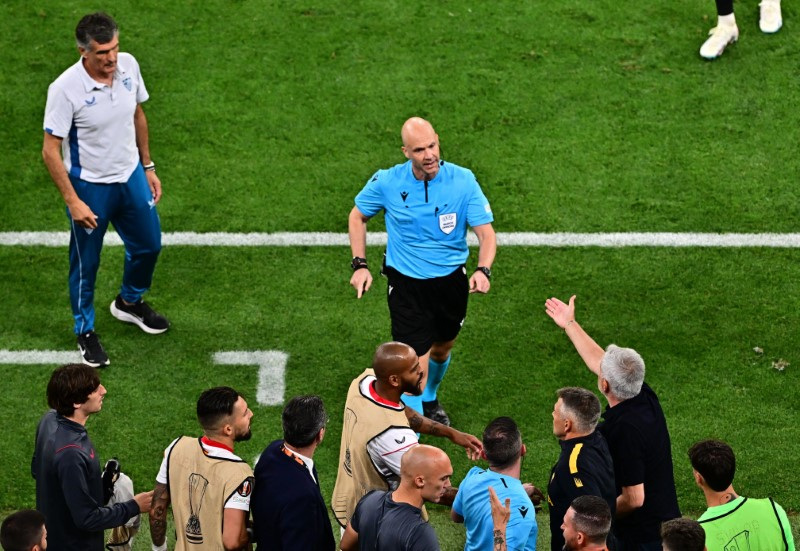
[548,387,616,551]
[545,296,680,550]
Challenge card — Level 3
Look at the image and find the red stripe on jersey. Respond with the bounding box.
[382,441,418,456]
[201,436,234,453]
[55,444,82,454]
[369,381,401,408]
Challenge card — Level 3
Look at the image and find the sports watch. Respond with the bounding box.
[351,256,368,271]
[476,266,492,280]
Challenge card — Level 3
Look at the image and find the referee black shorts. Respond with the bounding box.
[384,265,469,357]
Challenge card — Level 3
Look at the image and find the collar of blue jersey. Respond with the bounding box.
[405,159,446,184]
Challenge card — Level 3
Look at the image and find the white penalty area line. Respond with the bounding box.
[3,231,800,248]
[0,350,81,364]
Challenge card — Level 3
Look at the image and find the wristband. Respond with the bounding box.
[351,256,368,271]
[143,162,156,172]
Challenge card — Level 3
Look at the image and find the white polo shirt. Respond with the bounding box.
[44,52,148,183]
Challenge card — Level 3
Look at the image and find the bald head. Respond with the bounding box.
[399,444,453,503]
[372,341,416,379]
[401,117,441,180]
[401,117,436,147]
[401,444,447,478]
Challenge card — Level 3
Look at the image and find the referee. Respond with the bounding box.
[347,117,496,425]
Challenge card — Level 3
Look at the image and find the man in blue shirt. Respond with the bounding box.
[451,417,540,551]
[348,117,496,425]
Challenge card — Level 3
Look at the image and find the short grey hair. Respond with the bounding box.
[557,387,601,433]
[600,344,644,400]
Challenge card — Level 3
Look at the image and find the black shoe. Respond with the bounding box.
[77,331,110,368]
[110,295,170,334]
[423,400,451,426]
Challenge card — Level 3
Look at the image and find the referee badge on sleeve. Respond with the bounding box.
[438,213,456,234]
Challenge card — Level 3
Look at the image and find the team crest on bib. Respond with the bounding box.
[122,77,132,91]
[438,213,456,234]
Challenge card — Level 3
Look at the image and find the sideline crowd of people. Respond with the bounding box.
[5,9,795,551]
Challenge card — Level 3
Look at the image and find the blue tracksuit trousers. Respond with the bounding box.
[67,164,161,334]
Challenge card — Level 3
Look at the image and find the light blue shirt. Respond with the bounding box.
[355,160,493,279]
[453,467,538,551]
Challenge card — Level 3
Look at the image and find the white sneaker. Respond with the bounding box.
[760,0,782,33]
[700,22,739,59]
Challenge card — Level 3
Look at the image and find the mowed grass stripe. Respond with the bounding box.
[4,231,800,247]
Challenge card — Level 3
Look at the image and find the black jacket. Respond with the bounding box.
[252,439,335,551]
[31,410,139,551]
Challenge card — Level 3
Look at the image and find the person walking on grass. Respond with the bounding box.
[347,116,496,425]
[43,12,169,368]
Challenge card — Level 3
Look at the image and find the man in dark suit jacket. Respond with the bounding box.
[252,395,335,550]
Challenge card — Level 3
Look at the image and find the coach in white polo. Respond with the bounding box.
[42,12,169,367]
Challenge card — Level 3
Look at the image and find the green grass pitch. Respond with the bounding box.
[1,0,799,549]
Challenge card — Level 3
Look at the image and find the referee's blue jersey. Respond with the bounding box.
[355,160,493,279]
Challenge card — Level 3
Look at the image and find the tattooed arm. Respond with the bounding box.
[404,408,483,460]
[489,486,510,551]
[149,482,171,548]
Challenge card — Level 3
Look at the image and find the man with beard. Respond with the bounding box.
[149,387,255,551]
[561,496,613,551]
[347,117,496,426]
[331,341,482,529]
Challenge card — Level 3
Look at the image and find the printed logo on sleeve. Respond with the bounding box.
[237,477,254,497]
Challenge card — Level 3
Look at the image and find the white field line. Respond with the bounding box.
[0,350,81,364]
[213,351,289,406]
[3,231,800,247]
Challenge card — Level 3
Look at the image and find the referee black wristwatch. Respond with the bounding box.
[351,256,369,271]
[476,266,492,280]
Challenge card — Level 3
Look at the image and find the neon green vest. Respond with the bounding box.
[699,496,795,551]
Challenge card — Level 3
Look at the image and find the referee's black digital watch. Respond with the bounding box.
[351,256,369,271]
[476,266,492,280]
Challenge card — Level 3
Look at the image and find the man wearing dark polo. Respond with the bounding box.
[548,387,616,551]
[545,296,680,551]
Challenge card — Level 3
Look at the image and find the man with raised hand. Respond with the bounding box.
[548,387,616,551]
[561,496,614,551]
[348,117,496,425]
[689,439,794,551]
[149,387,255,551]
[451,416,541,551]
[42,12,168,368]
[340,444,453,551]
[31,364,152,551]
[331,341,482,530]
[545,295,680,551]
